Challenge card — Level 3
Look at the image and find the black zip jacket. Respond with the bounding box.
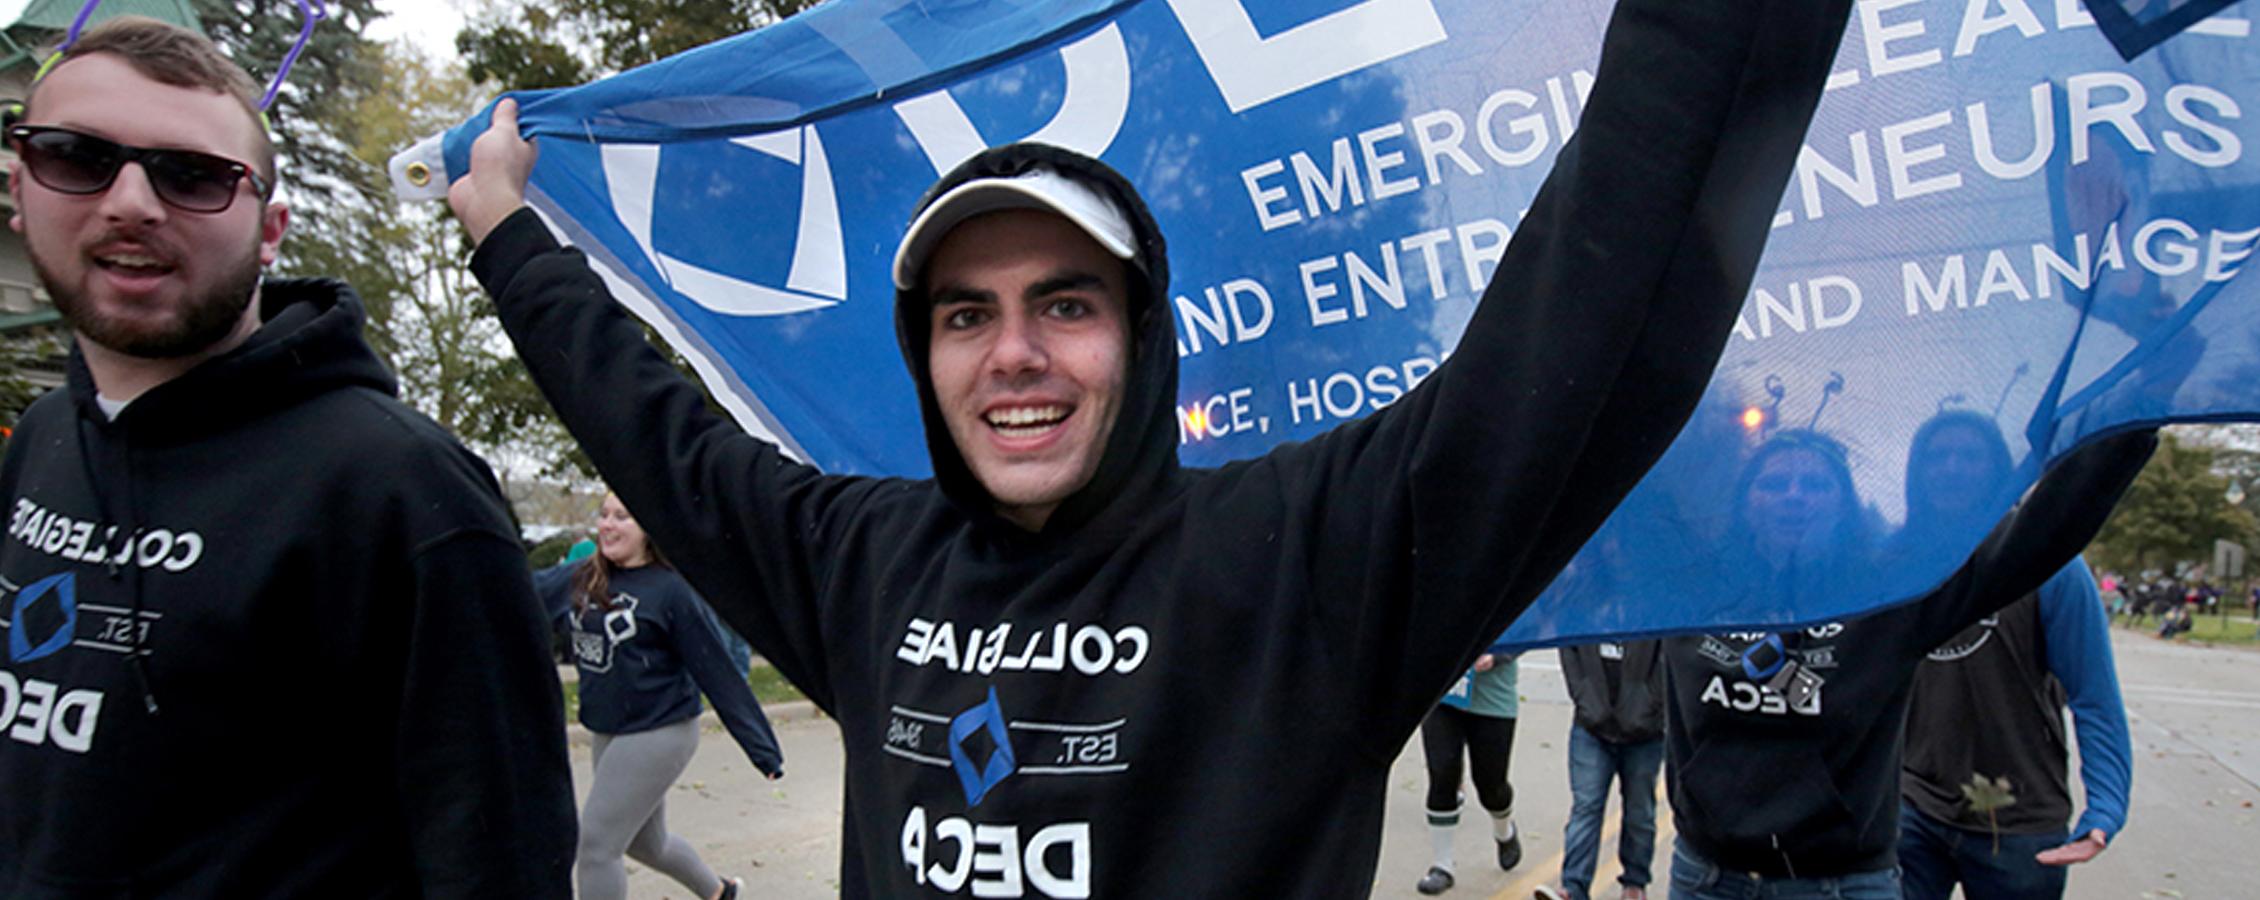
[1663,431,2155,880]
[0,280,575,897]
[1560,640,1663,745]
[472,2,1853,895]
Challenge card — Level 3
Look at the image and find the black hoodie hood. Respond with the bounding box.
[52,277,398,714]
[892,143,1178,536]
[64,278,398,438]
[4,273,579,893]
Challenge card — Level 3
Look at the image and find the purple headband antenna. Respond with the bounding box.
[54,0,327,112]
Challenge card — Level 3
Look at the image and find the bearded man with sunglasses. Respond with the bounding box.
[0,17,574,897]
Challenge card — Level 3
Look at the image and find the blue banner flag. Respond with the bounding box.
[398,0,2259,647]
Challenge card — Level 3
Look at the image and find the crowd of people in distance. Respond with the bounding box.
[2107,575,2249,640]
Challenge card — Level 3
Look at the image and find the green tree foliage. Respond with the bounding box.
[195,4,589,482]
[527,531,587,569]
[343,41,588,480]
[457,5,587,89]
[0,326,64,433]
[449,0,823,473]
[195,0,405,301]
[458,0,819,91]
[2091,431,2260,575]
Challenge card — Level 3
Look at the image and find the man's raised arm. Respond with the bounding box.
[449,99,845,712]
[1269,0,1858,738]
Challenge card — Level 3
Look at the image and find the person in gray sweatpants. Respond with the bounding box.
[585,719,721,896]
[539,492,786,900]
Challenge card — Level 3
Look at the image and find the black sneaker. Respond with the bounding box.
[1417,866,1456,895]
[1497,830,1523,870]
[1532,887,1568,900]
[715,878,741,900]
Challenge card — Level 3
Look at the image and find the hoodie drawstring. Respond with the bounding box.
[74,413,158,715]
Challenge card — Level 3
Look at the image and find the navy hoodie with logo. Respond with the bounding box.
[471,3,1854,895]
[1662,434,2155,880]
[537,562,786,775]
[0,280,576,897]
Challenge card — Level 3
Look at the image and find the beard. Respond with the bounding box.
[37,233,264,360]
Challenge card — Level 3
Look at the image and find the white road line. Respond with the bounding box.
[2121,683,2260,710]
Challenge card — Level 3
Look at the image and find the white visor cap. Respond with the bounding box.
[892,166,1142,291]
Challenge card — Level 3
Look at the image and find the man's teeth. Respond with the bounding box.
[987,406,1068,430]
[98,253,169,272]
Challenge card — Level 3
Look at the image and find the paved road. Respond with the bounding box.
[588,628,2260,898]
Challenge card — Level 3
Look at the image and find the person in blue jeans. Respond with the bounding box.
[1897,412,2132,900]
[1536,640,1664,900]
[698,597,757,675]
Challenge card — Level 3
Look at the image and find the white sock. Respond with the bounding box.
[1490,808,1516,843]
[1428,822,1457,873]
[1427,803,1461,872]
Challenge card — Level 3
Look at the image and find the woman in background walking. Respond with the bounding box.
[1413,638,1523,894]
[542,492,785,900]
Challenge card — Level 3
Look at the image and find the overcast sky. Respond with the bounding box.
[368,0,466,59]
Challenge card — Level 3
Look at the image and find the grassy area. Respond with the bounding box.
[747,662,806,704]
[2115,613,2260,646]
[2179,614,2260,645]
[561,660,807,723]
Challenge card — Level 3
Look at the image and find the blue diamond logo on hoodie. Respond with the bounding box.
[949,686,1017,807]
[8,572,77,663]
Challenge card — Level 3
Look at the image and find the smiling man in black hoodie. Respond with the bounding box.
[450,2,1855,895]
[0,17,574,897]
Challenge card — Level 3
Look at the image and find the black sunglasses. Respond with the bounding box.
[8,125,269,213]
